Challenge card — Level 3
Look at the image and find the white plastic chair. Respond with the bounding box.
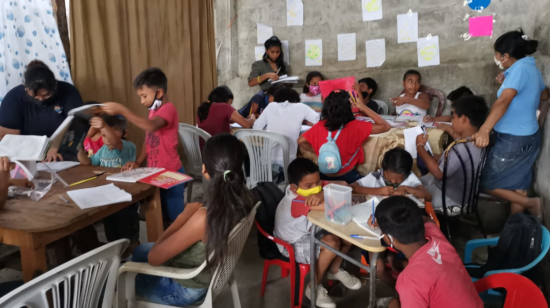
[373,99,389,115]
[234,130,290,191]
[0,239,129,308]
[116,202,260,308]
[178,123,212,203]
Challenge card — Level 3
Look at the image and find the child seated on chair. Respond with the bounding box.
[131,133,255,306]
[391,70,431,117]
[274,158,361,308]
[372,196,483,308]
[353,77,382,115]
[416,96,489,213]
[423,86,474,140]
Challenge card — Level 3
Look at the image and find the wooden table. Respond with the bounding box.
[308,210,385,308]
[0,165,163,282]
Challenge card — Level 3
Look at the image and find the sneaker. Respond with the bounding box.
[305,284,336,308]
[326,268,362,290]
[376,297,395,308]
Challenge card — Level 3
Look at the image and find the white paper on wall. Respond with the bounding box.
[287,0,304,26]
[417,36,440,67]
[305,39,323,66]
[366,39,386,67]
[257,23,273,44]
[362,0,383,21]
[282,40,290,65]
[338,33,357,61]
[397,12,418,43]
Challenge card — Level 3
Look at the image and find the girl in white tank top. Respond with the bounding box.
[395,92,428,116]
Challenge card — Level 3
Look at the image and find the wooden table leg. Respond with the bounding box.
[20,246,48,282]
[144,188,164,242]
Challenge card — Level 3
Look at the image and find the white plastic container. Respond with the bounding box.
[323,184,352,225]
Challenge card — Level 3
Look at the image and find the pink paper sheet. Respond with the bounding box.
[469,16,493,37]
[318,77,356,99]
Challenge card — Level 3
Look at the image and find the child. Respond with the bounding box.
[416,96,489,211]
[274,158,361,308]
[76,115,139,255]
[372,196,483,308]
[300,71,325,103]
[131,133,255,306]
[423,86,474,140]
[0,157,33,209]
[82,101,105,156]
[391,70,431,117]
[351,148,431,201]
[357,77,381,114]
[101,68,185,222]
[238,83,286,118]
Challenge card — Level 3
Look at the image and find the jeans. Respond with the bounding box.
[160,167,186,221]
[132,243,208,306]
[103,202,140,242]
[321,169,363,184]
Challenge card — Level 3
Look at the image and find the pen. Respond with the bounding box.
[276,67,281,75]
[351,234,370,239]
[59,195,70,204]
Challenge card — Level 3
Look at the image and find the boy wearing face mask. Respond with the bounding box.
[274,158,361,308]
[101,68,185,222]
[354,77,382,115]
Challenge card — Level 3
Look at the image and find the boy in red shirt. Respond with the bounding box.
[372,196,483,308]
[102,68,185,222]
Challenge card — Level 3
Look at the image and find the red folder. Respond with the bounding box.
[318,76,356,99]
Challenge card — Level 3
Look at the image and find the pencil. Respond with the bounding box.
[70,176,97,187]
[276,67,281,75]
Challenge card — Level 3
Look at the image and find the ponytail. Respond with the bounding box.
[198,86,234,123]
[197,101,212,122]
[494,28,539,59]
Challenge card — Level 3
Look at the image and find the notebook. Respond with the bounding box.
[404,126,433,159]
[139,171,194,189]
[68,104,105,121]
[106,168,165,183]
[351,197,382,238]
[37,161,81,172]
[67,184,133,210]
[269,75,300,84]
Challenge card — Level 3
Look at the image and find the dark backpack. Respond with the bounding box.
[252,182,285,260]
[467,213,542,282]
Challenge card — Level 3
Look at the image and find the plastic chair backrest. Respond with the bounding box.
[0,239,128,308]
[208,202,259,301]
[235,130,290,189]
[373,99,389,115]
[474,273,548,308]
[399,85,446,116]
[178,123,212,178]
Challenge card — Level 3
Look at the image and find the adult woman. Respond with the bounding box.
[197,86,256,137]
[131,133,254,306]
[298,90,391,184]
[248,36,289,91]
[0,60,84,161]
[473,29,549,217]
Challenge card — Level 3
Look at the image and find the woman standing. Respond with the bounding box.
[248,36,289,91]
[473,29,549,218]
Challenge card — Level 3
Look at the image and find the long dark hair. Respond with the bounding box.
[263,36,287,75]
[494,29,539,59]
[197,86,234,122]
[321,90,355,131]
[303,71,325,93]
[203,133,254,268]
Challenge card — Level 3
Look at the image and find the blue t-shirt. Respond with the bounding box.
[0,83,83,137]
[91,140,137,168]
[494,57,545,136]
[238,91,269,117]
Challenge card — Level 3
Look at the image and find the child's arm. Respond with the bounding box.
[350,182,394,196]
[91,117,120,147]
[297,135,315,154]
[123,142,147,171]
[392,185,432,201]
[391,93,431,110]
[102,102,167,133]
[77,147,92,165]
[351,86,391,134]
[424,115,452,122]
[435,123,458,140]
[0,157,10,209]
[416,134,443,180]
[231,110,256,128]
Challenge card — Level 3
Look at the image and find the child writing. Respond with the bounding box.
[238,83,286,118]
[416,96,489,211]
[391,70,431,117]
[131,133,254,306]
[300,71,325,103]
[423,86,474,140]
[274,158,361,308]
[101,68,185,222]
[371,196,483,308]
[351,148,431,201]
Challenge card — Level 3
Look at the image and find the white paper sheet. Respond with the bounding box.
[257,23,273,44]
[67,104,105,116]
[0,135,49,161]
[305,39,323,66]
[404,126,433,159]
[254,46,264,61]
[417,36,440,67]
[365,39,386,67]
[287,0,303,26]
[397,12,418,43]
[337,33,356,61]
[281,40,290,66]
[362,0,383,21]
[37,161,80,172]
[68,184,133,210]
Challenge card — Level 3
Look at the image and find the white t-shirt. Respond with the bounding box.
[395,92,428,117]
[300,93,322,103]
[356,170,422,188]
[253,102,320,166]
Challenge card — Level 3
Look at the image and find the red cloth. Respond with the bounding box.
[396,223,483,308]
[303,120,371,174]
[318,77,356,99]
[197,103,235,137]
[146,102,182,171]
[83,136,104,155]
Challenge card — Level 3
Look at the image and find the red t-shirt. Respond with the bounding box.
[396,223,483,308]
[197,103,235,137]
[146,102,182,171]
[303,120,372,174]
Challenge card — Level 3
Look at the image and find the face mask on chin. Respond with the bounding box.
[361,91,370,99]
[148,91,163,111]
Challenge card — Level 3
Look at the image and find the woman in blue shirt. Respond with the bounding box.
[473,29,549,218]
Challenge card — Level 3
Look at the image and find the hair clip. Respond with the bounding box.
[333,90,341,93]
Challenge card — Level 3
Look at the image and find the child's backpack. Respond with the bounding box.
[467,213,542,282]
[318,127,360,174]
[252,182,285,260]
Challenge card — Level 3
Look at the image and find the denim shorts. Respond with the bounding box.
[482,130,541,191]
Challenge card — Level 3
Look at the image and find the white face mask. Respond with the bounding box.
[148,91,163,111]
[494,55,507,70]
